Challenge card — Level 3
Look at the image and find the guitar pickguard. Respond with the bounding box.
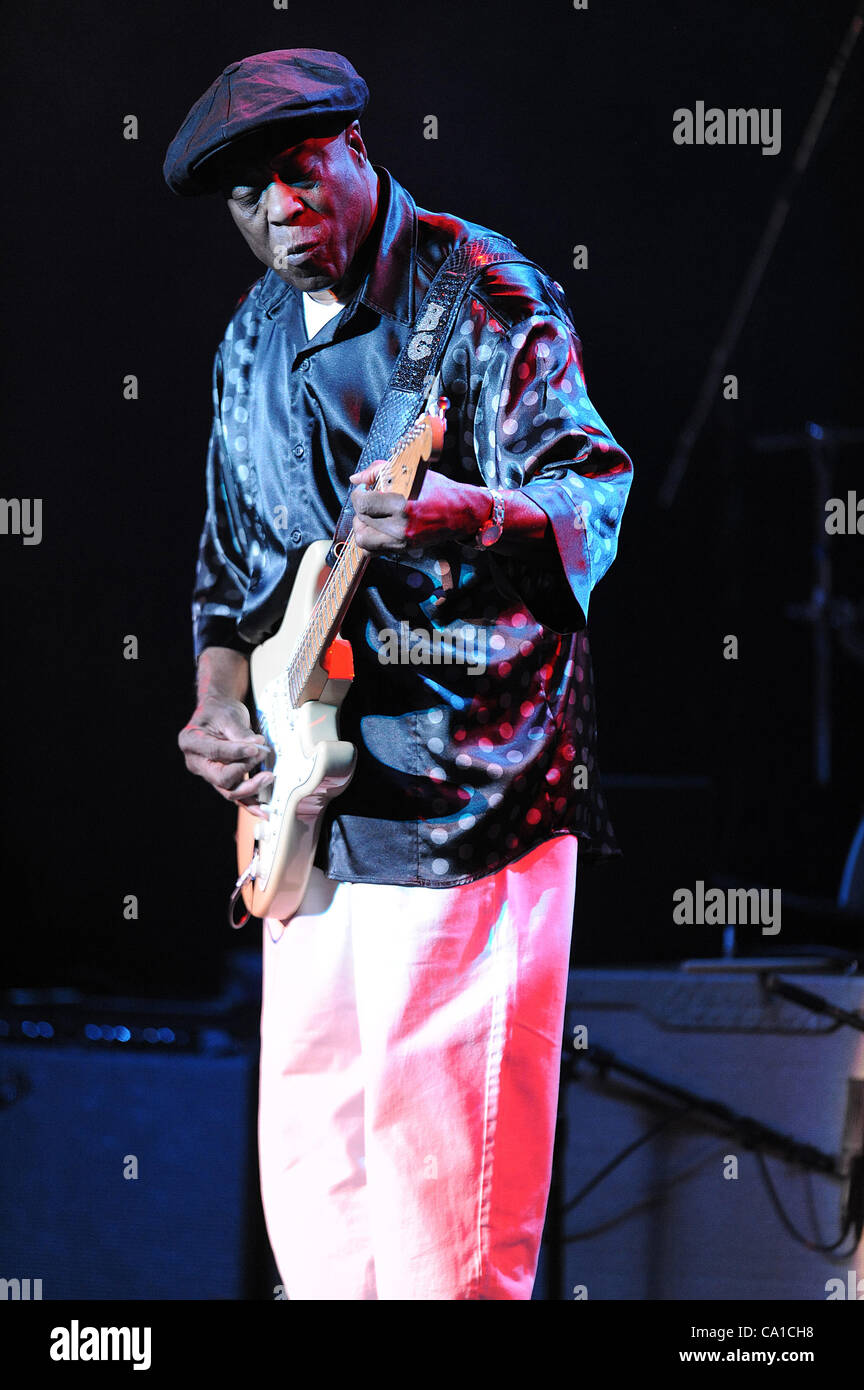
[253,677,316,888]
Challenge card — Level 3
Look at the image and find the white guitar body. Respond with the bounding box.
[234,540,356,923]
[230,403,446,926]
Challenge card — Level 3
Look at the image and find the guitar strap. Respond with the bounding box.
[324,236,535,565]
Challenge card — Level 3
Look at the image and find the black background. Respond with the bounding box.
[1,0,862,995]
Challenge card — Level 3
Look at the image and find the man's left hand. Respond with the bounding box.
[349,463,489,555]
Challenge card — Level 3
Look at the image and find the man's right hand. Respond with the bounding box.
[178,696,274,820]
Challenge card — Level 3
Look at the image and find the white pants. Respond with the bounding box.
[258,833,578,1300]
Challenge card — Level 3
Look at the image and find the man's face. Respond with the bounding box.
[223,124,377,294]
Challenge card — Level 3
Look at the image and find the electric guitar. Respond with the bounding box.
[230,398,448,926]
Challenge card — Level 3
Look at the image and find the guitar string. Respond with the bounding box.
[292,429,420,695]
[284,422,426,704]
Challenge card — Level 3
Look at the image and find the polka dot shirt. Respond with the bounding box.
[191,168,633,886]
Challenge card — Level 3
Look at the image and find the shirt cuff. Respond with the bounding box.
[193,613,256,663]
[510,479,592,633]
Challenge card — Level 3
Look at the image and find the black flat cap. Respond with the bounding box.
[163,48,369,196]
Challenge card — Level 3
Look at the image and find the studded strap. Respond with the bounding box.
[325,237,534,563]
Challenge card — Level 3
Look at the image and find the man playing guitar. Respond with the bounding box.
[166,48,633,1300]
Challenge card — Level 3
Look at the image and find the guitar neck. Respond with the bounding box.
[284,406,446,706]
[285,529,370,706]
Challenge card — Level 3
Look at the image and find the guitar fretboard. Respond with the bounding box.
[285,420,430,706]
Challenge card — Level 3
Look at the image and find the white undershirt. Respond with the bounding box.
[303,292,344,340]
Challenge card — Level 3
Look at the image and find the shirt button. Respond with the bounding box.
[291,528,303,544]
[300,359,310,371]
[293,444,305,458]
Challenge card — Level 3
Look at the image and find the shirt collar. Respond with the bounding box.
[257,165,417,325]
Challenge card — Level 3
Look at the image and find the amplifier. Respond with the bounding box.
[0,969,273,1300]
[538,966,864,1300]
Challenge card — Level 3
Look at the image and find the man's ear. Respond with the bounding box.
[345,121,369,165]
